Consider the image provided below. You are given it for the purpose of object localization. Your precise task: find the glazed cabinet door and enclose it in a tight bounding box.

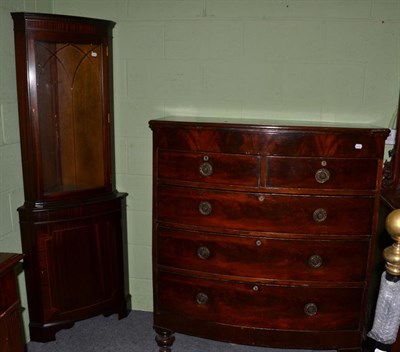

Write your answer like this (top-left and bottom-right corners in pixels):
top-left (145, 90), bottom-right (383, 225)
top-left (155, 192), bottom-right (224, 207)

top-left (12, 12), bottom-right (114, 202)
top-left (33, 41), bottom-right (108, 197)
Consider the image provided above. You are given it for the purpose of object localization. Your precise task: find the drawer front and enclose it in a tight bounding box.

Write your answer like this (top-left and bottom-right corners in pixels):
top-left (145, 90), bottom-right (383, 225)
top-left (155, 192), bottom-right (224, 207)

top-left (267, 131), bottom-right (387, 158)
top-left (158, 150), bottom-right (260, 187)
top-left (157, 186), bottom-right (374, 235)
top-left (0, 271), bottom-right (18, 313)
top-left (152, 125), bottom-right (387, 158)
top-left (268, 157), bottom-right (378, 190)
top-left (157, 228), bottom-right (369, 282)
top-left (156, 271), bottom-right (363, 331)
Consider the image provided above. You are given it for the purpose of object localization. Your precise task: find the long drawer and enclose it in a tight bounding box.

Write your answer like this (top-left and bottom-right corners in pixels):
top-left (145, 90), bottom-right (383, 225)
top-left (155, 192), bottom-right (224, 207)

top-left (158, 227), bottom-right (369, 282)
top-left (157, 271), bottom-right (363, 331)
top-left (157, 186), bottom-right (374, 235)
top-left (151, 124), bottom-right (387, 158)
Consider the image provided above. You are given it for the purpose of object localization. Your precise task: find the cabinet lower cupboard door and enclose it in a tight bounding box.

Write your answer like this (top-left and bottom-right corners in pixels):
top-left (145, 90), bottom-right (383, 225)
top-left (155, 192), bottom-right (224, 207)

top-left (18, 196), bottom-right (129, 342)
top-left (35, 216), bottom-right (123, 318)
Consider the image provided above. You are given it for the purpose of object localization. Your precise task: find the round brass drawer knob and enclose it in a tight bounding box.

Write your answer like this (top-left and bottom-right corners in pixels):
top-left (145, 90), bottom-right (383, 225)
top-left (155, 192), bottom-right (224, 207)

top-left (308, 254), bottom-right (323, 269)
top-left (313, 208), bottom-right (327, 222)
top-left (199, 201), bottom-right (212, 216)
top-left (199, 162), bottom-right (213, 177)
top-left (196, 292), bottom-right (209, 305)
top-left (304, 303), bottom-right (318, 316)
top-left (197, 246), bottom-right (211, 260)
top-left (315, 168), bottom-right (330, 184)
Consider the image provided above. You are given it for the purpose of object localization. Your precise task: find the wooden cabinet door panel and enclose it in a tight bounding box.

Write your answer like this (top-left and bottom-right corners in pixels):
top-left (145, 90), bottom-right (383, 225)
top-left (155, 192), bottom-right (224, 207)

top-left (36, 215), bottom-right (121, 320)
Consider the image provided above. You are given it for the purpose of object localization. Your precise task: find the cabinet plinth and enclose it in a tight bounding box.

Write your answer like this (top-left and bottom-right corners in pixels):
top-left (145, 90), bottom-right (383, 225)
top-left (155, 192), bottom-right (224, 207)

top-left (150, 117), bottom-right (389, 351)
top-left (12, 12), bottom-right (130, 341)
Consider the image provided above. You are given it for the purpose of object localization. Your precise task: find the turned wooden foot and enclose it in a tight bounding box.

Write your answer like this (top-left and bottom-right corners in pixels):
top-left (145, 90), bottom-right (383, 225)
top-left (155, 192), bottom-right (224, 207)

top-left (155, 328), bottom-right (175, 352)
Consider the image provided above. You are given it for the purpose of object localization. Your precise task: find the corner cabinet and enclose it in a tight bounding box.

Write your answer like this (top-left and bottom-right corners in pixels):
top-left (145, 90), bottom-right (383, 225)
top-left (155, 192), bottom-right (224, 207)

top-left (12, 13), bottom-right (130, 341)
top-left (150, 117), bottom-right (389, 352)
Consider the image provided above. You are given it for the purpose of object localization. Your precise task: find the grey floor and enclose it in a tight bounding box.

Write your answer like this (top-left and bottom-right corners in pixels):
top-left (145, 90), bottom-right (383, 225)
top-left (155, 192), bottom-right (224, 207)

top-left (26, 310), bottom-right (320, 352)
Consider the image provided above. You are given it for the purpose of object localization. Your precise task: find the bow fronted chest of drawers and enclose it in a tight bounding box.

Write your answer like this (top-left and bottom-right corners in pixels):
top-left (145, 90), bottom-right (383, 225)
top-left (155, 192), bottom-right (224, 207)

top-left (149, 117), bottom-right (389, 351)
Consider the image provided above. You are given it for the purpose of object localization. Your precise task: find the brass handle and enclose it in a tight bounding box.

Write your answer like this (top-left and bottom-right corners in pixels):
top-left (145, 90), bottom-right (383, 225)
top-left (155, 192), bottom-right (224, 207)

top-left (199, 201), bottom-right (212, 216)
top-left (315, 168), bottom-right (330, 184)
top-left (197, 246), bottom-right (211, 260)
top-left (199, 162), bottom-right (213, 176)
top-left (308, 255), bottom-right (323, 269)
top-left (313, 208), bottom-right (327, 222)
top-left (196, 292), bottom-right (209, 305)
top-left (304, 303), bottom-right (318, 316)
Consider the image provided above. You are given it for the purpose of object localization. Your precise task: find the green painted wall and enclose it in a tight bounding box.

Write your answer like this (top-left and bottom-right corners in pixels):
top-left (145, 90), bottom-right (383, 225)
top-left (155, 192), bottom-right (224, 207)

top-left (1, 0), bottom-right (400, 341)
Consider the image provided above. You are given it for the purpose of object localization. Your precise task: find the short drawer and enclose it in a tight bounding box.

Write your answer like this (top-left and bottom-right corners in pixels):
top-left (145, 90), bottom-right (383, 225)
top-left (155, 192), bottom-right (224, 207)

top-left (157, 150), bottom-right (260, 187)
top-left (157, 228), bottom-right (369, 282)
top-left (156, 271), bottom-right (363, 331)
top-left (267, 156), bottom-right (378, 190)
top-left (157, 186), bottom-right (374, 235)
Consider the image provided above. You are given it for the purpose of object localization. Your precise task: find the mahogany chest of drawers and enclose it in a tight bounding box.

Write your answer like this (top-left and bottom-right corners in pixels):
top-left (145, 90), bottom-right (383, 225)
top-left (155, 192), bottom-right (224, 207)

top-left (150, 117), bottom-right (389, 351)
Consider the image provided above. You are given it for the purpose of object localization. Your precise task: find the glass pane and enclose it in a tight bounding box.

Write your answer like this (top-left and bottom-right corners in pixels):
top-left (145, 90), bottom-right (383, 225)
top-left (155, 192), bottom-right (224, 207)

top-left (34, 41), bottom-right (105, 194)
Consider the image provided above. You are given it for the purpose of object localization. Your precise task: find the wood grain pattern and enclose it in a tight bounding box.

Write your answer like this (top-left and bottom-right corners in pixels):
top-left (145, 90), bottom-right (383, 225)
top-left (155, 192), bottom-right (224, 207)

top-left (12, 12), bottom-right (129, 342)
top-left (151, 117), bottom-right (389, 351)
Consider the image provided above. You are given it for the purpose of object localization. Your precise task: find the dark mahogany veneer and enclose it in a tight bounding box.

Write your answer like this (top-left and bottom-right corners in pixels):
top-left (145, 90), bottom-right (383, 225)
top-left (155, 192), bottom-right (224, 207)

top-left (0, 253), bottom-right (25, 352)
top-left (12, 13), bottom-right (130, 341)
top-left (150, 116), bottom-right (389, 352)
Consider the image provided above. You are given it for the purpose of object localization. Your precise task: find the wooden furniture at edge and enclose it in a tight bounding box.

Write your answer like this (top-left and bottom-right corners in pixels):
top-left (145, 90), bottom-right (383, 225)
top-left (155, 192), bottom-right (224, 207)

top-left (150, 116), bottom-right (390, 352)
top-left (12, 13), bottom-right (130, 342)
top-left (0, 253), bottom-right (25, 352)
top-left (379, 96), bottom-right (400, 352)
